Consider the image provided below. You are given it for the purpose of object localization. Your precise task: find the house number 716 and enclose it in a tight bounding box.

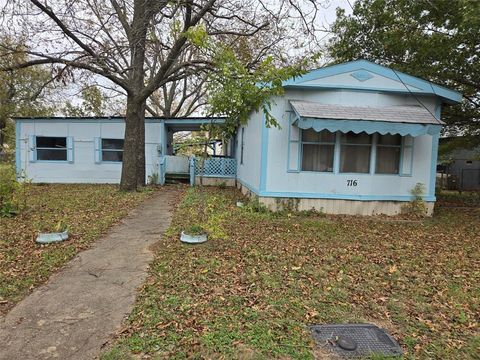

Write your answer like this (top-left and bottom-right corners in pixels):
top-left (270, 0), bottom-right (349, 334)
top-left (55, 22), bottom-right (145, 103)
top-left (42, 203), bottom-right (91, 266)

top-left (347, 179), bottom-right (358, 186)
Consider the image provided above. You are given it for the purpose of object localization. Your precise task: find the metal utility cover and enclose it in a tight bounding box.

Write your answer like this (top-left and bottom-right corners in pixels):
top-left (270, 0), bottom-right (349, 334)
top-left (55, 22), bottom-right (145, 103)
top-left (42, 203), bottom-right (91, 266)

top-left (309, 323), bottom-right (403, 358)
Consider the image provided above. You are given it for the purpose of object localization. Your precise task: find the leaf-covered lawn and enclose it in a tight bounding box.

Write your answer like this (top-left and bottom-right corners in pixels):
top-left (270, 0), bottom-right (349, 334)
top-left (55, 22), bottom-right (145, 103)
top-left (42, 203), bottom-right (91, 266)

top-left (0, 184), bottom-right (154, 314)
top-left (104, 187), bottom-right (480, 359)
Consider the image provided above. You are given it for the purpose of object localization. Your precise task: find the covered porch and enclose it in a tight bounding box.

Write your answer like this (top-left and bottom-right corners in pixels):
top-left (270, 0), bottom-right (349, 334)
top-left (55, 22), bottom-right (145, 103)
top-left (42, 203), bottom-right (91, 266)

top-left (157, 117), bottom-right (236, 185)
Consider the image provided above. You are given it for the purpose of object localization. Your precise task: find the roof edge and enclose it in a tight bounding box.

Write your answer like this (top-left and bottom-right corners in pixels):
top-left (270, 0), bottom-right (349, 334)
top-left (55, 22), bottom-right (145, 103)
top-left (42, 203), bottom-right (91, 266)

top-left (13, 116), bottom-right (227, 121)
top-left (283, 59), bottom-right (462, 104)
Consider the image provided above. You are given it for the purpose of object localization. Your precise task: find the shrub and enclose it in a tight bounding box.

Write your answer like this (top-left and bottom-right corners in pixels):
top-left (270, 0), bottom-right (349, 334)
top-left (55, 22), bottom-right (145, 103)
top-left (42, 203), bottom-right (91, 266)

top-left (244, 196), bottom-right (269, 213)
top-left (0, 164), bottom-right (20, 217)
top-left (185, 224), bottom-right (205, 235)
top-left (402, 183), bottom-right (428, 217)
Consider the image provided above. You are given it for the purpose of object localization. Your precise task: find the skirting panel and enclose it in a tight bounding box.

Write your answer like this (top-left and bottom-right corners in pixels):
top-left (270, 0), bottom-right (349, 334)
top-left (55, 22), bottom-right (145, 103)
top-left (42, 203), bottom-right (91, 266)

top-left (236, 182), bottom-right (434, 216)
top-left (195, 177), bottom-right (236, 186)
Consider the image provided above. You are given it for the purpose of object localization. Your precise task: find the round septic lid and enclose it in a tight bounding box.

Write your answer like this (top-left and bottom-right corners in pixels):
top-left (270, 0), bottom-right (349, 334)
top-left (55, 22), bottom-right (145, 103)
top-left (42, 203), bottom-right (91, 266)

top-left (337, 336), bottom-right (357, 351)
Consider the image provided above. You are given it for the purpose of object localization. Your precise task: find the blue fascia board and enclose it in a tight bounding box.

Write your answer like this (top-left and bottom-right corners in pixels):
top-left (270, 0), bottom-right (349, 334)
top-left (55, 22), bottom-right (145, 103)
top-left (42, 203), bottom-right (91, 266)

top-left (14, 117), bottom-right (226, 125)
top-left (163, 118), bottom-right (226, 125)
top-left (282, 60), bottom-right (462, 104)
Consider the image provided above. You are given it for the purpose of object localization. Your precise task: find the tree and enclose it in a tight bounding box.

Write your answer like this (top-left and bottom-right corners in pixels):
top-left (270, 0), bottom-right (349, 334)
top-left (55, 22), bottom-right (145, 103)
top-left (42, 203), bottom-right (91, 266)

top-left (0, 38), bottom-right (58, 156)
top-left (146, 47), bottom-right (208, 118)
top-left (146, 15), bottom-right (323, 118)
top-left (63, 86), bottom-right (110, 117)
top-left (1, 0), bottom-right (322, 191)
top-left (328, 0), bottom-right (480, 146)
top-left (206, 46), bottom-right (310, 139)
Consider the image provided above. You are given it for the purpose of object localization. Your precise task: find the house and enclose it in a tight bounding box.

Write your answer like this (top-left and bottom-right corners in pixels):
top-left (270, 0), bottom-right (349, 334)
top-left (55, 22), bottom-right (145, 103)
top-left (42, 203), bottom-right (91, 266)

top-left (15, 60), bottom-right (462, 215)
top-left (234, 60), bottom-right (461, 215)
top-left (14, 117), bottom-right (229, 184)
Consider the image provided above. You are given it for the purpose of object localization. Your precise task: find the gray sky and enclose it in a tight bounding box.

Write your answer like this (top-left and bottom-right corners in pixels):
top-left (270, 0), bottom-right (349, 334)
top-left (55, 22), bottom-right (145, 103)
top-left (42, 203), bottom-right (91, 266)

top-left (0, 0), bottom-right (354, 115)
top-left (318, 0), bottom-right (353, 26)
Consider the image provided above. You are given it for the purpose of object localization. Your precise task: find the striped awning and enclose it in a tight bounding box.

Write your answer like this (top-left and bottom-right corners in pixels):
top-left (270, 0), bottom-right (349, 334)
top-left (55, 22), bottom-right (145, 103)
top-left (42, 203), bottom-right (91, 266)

top-left (290, 101), bottom-right (443, 136)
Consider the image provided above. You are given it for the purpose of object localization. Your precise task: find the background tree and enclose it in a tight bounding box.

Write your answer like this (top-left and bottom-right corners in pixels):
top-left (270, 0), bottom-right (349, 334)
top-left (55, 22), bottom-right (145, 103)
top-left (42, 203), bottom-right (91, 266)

top-left (0, 38), bottom-right (60, 158)
top-left (63, 86), bottom-right (113, 117)
top-left (1, 0), bottom-right (322, 191)
top-left (328, 0), bottom-right (480, 148)
top-left (146, 47), bottom-right (208, 118)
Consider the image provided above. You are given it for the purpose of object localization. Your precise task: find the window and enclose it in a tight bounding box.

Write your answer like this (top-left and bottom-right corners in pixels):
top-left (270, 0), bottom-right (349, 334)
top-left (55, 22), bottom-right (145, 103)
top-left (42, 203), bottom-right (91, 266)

top-left (340, 132), bottom-right (372, 173)
top-left (102, 138), bottom-right (124, 162)
top-left (36, 136), bottom-right (67, 161)
top-left (301, 129), bottom-right (335, 172)
top-left (376, 134), bottom-right (402, 174)
top-left (240, 128), bottom-right (245, 165)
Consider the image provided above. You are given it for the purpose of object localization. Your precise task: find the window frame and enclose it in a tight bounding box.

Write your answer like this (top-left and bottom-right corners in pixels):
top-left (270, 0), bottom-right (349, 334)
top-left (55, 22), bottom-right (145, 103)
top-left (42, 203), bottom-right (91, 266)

top-left (34, 136), bottom-right (69, 162)
top-left (375, 134), bottom-right (403, 175)
top-left (300, 129), bottom-right (336, 173)
top-left (100, 138), bottom-right (124, 163)
top-left (296, 130), bottom-right (410, 176)
top-left (339, 131), bottom-right (373, 174)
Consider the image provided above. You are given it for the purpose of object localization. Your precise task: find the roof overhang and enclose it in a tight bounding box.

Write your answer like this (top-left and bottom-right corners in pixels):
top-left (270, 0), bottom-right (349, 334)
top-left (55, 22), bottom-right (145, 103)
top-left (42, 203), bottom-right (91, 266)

top-left (13, 116), bottom-right (226, 126)
top-left (283, 60), bottom-right (462, 104)
top-left (290, 100), bottom-right (443, 137)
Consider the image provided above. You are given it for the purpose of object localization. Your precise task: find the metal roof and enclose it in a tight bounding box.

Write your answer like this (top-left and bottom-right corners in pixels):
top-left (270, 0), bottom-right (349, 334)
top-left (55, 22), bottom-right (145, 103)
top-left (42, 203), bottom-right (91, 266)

top-left (290, 100), bottom-right (444, 125)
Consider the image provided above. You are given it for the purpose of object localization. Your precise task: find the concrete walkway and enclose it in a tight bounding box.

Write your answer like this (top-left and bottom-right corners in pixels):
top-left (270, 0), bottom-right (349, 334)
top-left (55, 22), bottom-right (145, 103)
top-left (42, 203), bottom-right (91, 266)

top-left (0, 188), bottom-right (179, 360)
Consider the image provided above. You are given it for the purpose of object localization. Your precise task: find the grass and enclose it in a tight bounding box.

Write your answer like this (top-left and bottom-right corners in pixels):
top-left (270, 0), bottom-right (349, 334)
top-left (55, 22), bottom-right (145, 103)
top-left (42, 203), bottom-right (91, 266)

top-left (0, 183), bottom-right (154, 314)
top-left (436, 190), bottom-right (480, 207)
top-left (103, 187), bottom-right (479, 359)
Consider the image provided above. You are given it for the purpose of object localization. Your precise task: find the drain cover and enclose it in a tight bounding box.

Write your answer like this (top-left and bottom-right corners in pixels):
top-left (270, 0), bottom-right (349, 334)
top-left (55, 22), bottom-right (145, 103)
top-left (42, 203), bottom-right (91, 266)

top-left (309, 323), bottom-right (403, 358)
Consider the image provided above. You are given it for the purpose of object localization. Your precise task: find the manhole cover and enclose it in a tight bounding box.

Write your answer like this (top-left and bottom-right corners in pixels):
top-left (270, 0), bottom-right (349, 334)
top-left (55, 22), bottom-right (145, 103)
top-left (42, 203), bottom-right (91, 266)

top-left (309, 323), bottom-right (403, 358)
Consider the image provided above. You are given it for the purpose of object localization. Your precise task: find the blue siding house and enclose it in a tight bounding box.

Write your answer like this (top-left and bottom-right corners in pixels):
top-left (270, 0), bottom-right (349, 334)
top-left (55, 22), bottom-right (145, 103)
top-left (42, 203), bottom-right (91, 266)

top-left (234, 60), bottom-right (461, 215)
top-left (15, 60), bottom-right (461, 215)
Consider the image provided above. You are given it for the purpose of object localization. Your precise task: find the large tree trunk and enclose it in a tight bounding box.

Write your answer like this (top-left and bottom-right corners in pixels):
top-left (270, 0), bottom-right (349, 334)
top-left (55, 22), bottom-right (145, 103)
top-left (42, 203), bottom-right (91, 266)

top-left (136, 101), bottom-right (146, 188)
top-left (120, 0), bottom-right (149, 191)
top-left (121, 95), bottom-right (146, 191)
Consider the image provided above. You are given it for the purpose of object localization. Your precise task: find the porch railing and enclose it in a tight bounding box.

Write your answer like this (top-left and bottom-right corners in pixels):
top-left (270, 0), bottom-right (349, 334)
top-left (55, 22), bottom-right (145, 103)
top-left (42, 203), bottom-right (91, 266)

top-left (160, 156), bottom-right (237, 186)
top-left (190, 157), bottom-right (236, 185)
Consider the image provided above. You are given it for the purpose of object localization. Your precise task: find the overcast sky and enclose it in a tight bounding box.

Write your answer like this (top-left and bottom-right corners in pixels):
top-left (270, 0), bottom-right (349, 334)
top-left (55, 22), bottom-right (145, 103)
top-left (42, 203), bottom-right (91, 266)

top-left (318, 0), bottom-right (353, 27)
top-left (0, 0), bottom-right (354, 114)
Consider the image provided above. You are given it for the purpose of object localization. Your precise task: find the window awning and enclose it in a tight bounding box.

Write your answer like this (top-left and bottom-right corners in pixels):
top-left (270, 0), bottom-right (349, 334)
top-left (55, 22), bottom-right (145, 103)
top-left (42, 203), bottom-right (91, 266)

top-left (290, 101), bottom-right (443, 137)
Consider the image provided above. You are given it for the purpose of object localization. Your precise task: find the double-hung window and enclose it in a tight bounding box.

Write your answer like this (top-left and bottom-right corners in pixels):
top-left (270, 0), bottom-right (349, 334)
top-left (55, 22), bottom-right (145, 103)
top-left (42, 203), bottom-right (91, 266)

top-left (101, 139), bottom-right (124, 162)
top-left (298, 129), bottom-right (407, 175)
top-left (375, 134), bottom-right (402, 174)
top-left (301, 129), bottom-right (335, 172)
top-left (36, 136), bottom-right (67, 161)
top-left (340, 132), bottom-right (372, 173)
